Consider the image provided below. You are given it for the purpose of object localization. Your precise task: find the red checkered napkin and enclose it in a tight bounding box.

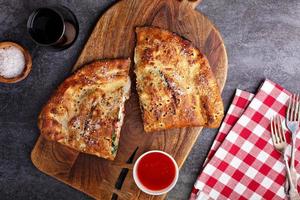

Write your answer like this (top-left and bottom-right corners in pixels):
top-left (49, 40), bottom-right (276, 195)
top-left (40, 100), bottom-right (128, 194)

top-left (203, 89), bottom-right (255, 167)
top-left (191, 79), bottom-right (300, 200)
top-left (190, 89), bottom-right (254, 200)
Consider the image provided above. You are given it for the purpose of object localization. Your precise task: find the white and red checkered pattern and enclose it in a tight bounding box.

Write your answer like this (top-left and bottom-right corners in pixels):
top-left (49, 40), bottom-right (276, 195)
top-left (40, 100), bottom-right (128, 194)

top-left (190, 79), bottom-right (300, 200)
top-left (203, 89), bottom-right (255, 167)
top-left (190, 89), bottom-right (254, 200)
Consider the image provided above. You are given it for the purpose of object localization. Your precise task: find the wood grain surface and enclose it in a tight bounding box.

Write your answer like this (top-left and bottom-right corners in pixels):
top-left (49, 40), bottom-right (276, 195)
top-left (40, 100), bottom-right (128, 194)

top-left (31, 0), bottom-right (228, 199)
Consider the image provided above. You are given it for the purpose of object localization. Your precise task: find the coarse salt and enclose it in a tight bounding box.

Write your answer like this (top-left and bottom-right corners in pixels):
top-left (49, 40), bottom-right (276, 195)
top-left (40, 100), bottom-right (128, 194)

top-left (0, 46), bottom-right (25, 78)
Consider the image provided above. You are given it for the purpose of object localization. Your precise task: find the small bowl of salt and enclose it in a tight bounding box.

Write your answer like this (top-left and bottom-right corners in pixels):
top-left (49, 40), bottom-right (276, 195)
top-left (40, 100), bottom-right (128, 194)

top-left (0, 42), bottom-right (32, 83)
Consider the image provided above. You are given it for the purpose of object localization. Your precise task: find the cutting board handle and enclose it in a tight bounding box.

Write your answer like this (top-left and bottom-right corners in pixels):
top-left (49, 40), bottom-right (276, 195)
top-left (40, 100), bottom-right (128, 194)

top-left (178, 0), bottom-right (202, 9)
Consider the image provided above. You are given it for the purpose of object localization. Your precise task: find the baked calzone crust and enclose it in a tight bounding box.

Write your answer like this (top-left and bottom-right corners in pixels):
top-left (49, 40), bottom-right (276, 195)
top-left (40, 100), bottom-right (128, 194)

top-left (134, 27), bottom-right (224, 132)
top-left (38, 59), bottom-right (131, 160)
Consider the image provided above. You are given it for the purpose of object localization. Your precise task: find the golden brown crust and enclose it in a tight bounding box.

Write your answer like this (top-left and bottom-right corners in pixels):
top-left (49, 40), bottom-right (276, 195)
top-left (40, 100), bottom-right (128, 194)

top-left (38, 59), bottom-right (131, 160)
top-left (134, 27), bottom-right (224, 132)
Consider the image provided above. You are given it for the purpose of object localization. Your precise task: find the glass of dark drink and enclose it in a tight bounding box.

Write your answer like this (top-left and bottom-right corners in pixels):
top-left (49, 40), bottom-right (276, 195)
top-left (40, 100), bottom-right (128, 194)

top-left (27, 6), bottom-right (79, 50)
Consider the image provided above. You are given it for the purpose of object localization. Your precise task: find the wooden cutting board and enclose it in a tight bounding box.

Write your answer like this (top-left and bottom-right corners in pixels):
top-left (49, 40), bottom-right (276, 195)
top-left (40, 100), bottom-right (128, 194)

top-left (31, 0), bottom-right (228, 199)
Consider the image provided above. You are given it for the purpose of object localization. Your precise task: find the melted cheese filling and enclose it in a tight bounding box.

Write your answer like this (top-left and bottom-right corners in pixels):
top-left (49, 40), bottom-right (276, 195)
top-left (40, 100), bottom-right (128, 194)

top-left (112, 78), bottom-right (131, 154)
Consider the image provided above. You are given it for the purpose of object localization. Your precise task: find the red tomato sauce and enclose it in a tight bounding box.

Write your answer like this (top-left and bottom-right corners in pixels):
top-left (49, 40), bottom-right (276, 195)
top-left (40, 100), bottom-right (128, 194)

top-left (137, 152), bottom-right (176, 191)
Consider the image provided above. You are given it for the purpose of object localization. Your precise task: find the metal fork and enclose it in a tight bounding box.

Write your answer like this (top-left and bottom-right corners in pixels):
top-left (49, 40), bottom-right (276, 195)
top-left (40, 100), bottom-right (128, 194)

top-left (286, 94), bottom-right (300, 189)
top-left (271, 116), bottom-right (300, 200)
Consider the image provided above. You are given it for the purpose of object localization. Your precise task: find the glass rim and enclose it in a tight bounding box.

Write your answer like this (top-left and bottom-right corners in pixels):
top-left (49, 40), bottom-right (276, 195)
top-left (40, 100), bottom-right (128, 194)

top-left (27, 7), bottom-right (66, 46)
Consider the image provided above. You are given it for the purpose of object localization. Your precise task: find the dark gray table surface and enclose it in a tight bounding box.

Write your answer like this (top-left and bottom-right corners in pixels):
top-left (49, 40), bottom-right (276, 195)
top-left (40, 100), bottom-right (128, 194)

top-left (1, 0), bottom-right (300, 199)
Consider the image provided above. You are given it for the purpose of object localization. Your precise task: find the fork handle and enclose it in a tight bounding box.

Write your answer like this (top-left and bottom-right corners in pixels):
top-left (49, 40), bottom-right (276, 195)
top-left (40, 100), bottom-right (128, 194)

top-left (285, 158), bottom-right (300, 200)
top-left (290, 189), bottom-right (300, 200)
top-left (291, 167), bottom-right (298, 188)
top-left (290, 132), bottom-right (299, 191)
top-left (285, 168), bottom-right (299, 196)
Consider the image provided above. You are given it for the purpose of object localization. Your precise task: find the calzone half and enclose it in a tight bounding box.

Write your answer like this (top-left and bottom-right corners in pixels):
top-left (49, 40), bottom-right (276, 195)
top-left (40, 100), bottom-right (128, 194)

top-left (134, 27), bottom-right (224, 132)
top-left (38, 59), bottom-right (131, 160)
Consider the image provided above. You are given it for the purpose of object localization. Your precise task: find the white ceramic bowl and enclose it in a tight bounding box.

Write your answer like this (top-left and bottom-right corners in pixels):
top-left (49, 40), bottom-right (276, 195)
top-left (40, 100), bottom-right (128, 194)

top-left (133, 150), bottom-right (179, 195)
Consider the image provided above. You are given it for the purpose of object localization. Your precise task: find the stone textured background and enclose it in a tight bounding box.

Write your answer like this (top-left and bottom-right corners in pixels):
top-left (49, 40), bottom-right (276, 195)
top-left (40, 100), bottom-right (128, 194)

top-left (0, 0), bottom-right (299, 199)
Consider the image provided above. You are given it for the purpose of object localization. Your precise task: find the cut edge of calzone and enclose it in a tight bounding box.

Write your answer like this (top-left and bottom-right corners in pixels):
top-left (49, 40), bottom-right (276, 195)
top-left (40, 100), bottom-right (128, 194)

top-left (38, 58), bottom-right (131, 160)
top-left (134, 26), bottom-right (224, 132)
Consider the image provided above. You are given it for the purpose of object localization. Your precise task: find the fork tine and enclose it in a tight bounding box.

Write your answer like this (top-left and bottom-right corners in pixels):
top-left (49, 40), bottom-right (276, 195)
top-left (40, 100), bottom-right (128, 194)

top-left (298, 94), bottom-right (300, 124)
top-left (277, 116), bottom-right (284, 142)
top-left (270, 118), bottom-right (277, 144)
top-left (275, 117), bottom-right (282, 143)
top-left (295, 94), bottom-right (300, 123)
top-left (287, 95), bottom-right (291, 120)
top-left (293, 94), bottom-right (296, 121)
top-left (282, 122), bottom-right (287, 142)
top-left (294, 94), bottom-right (299, 121)
top-left (291, 94), bottom-right (296, 121)
top-left (278, 116), bottom-right (286, 142)
top-left (293, 94), bottom-right (297, 120)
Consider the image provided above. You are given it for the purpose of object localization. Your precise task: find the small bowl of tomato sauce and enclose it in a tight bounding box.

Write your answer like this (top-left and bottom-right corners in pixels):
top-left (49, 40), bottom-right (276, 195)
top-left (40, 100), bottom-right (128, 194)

top-left (133, 150), bottom-right (179, 195)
